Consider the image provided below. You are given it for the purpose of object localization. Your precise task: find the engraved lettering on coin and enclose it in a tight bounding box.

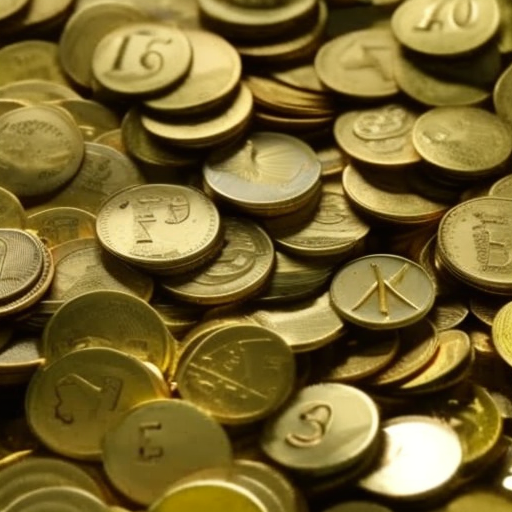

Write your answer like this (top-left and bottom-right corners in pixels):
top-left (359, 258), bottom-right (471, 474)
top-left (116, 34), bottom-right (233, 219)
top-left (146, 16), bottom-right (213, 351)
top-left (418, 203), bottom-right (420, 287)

top-left (138, 422), bottom-right (164, 461)
top-left (285, 402), bottom-right (333, 448)
top-left (414, 0), bottom-right (477, 32)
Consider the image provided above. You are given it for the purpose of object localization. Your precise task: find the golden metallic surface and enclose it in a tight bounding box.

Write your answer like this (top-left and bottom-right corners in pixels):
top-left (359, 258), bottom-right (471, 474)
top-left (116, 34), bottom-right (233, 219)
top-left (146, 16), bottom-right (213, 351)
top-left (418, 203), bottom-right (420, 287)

top-left (102, 399), bottom-right (232, 505)
top-left (0, 188), bottom-right (26, 228)
top-left (428, 295), bottom-right (469, 331)
top-left (440, 490), bottom-right (512, 512)
top-left (42, 289), bottom-right (172, 371)
top-left (271, 63), bottom-right (328, 93)
top-left (25, 347), bottom-right (169, 460)
top-left (489, 174), bottom-right (512, 198)
top-left (177, 323), bottom-right (295, 424)
top-left (0, 336), bottom-right (43, 385)
top-left (0, 80), bottom-right (81, 103)
top-left (261, 383), bottom-right (380, 475)
top-left (316, 144), bottom-right (348, 176)
top-left (494, 62), bottom-right (512, 126)
top-left (392, 0), bottom-right (500, 56)
top-left (470, 294), bottom-right (508, 327)
top-left (492, 302), bottom-right (512, 368)
top-left (315, 28), bottom-right (399, 98)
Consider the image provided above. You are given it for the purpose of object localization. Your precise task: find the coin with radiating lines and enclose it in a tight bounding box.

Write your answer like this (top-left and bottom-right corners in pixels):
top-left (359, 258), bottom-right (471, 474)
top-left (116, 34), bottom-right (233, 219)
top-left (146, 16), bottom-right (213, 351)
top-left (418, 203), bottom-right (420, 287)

top-left (0, 187), bottom-right (25, 229)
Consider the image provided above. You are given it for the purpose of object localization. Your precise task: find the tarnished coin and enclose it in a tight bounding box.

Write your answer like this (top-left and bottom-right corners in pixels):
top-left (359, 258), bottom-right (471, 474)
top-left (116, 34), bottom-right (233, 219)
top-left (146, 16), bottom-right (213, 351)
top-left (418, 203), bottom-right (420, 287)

top-left (412, 107), bottom-right (512, 178)
top-left (315, 28), bottom-right (399, 98)
top-left (392, 0), bottom-right (500, 56)
top-left (261, 383), bottom-right (379, 475)
top-left (177, 323), bottom-right (295, 424)
top-left (0, 187), bottom-right (26, 229)
top-left (92, 23), bottom-right (192, 96)
top-left (0, 105), bottom-right (84, 197)
top-left (330, 254), bottom-right (435, 330)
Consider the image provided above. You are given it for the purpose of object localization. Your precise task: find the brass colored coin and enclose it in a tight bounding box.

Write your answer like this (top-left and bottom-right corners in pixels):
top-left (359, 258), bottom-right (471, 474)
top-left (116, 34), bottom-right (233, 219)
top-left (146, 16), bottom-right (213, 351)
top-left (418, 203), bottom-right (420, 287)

top-left (492, 302), bottom-right (512, 368)
top-left (0, 80), bottom-right (81, 103)
top-left (92, 23), bottom-right (192, 97)
top-left (102, 399), bottom-right (232, 505)
top-left (161, 217), bottom-right (274, 305)
top-left (331, 254), bottom-right (435, 330)
top-left (436, 197), bottom-right (512, 294)
top-left (25, 347), bottom-right (168, 460)
top-left (203, 131), bottom-right (321, 215)
top-left (334, 104), bottom-right (421, 167)
top-left (412, 107), bottom-right (512, 178)
top-left (261, 383), bottom-right (380, 475)
top-left (177, 323), bottom-right (295, 424)
top-left (0, 335), bottom-right (43, 380)
top-left (489, 174), bottom-right (512, 198)
top-left (316, 144), bottom-right (348, 176)
top-left (96, 184), bottom-right (221, 272)
top-left (141, 84), bottom-right (253, 148)
top-left (0, 0), bottom-right (28, 20)
top-left (27, 207), bottom-right (96, 247)
top-left (358, 416), bottom-right (462, 499)
top-left (42, 290), bottom-right (172, 371)
top-left (0, 99), bottom-right (27, 116)
top-left (428, 295), bottom-right (469, 331)
top-left (145, 30), bottom-right (241, 115)
top-left (4, 486), bottom-right (109, 512)
top-left (315, 28), bottom-right (399, 98)
top-left (151, 301), bottom-right (202, 337)
top-left (0, 105), bottom-right (84, 197)
top-left (58, 2), bottom-right (148, 89)
top-left (392, 0), bottom-right (500, 56)
top-left (470, 294), bottom-right (508, 327)
top-left (271, 64), bottom-right (328, 94)
top-left (441, 491), bottom-right (512, 512)
top-left (93, 129), bottom-right (125, 154)
top-left (0, 187), bottom-right (26, 229)
top-left (48, 238), bottom-right (154, 302)
top-left (494, 62), bottom-right (512, 126)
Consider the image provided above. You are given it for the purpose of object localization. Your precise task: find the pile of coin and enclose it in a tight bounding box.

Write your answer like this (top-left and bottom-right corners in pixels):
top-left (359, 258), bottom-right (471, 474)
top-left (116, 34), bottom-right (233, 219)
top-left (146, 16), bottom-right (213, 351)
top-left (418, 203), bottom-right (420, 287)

top-left (2, 0), bottom-right (512, 511)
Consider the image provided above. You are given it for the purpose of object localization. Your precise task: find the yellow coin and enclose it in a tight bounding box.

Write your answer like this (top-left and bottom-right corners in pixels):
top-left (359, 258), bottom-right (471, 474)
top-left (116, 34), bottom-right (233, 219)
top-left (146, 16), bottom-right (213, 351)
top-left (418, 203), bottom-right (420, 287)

top-left (492, 301), bottom-right (512, 368)
top-left (0, 186), bottom-right (26, 229)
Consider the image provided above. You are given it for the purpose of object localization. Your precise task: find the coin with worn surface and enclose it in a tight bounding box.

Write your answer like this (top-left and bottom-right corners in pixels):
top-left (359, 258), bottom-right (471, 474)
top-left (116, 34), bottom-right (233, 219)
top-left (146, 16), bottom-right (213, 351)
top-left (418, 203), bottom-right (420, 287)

top-left (489, 174), bottom-right (512, 199)
top-left (102, 399), bottom-right (232, 505)
top-left (315, 28), bottom-right (399, 98)
top-left (331, 254), bottom-right (435, 329)
top-left (177, 323), bottom-right (295, 424)
top-left (261, 383), bottom-right (379, 475)
top-left (0, 105), bottom-right (84, 197)
top-left (0, 187), bottom-right (25, 229)
top-left (25, 347), bottom-right (168, 460)
top-left (392, 0), bottom-right (500, 56)
top-left (412, 107), bottom-right (512, 178)
top-left (92, 23), bottom-right (192, 96)
top-left (470, 294), bottom-right (508, 326)
top-left (358, 415), bottom-right (461, 499)
top-left (334, 104), bottom-right (420, 167)
top-left (0, 336), bottom-right (43, 385)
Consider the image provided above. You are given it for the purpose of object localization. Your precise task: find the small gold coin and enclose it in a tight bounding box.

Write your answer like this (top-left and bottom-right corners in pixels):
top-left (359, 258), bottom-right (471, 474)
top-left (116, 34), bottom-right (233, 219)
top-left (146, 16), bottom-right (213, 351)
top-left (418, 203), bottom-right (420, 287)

top-left (470, 294), bottom-right (508, 327)
top-left (315, 28), bottom-right (399, 98)
top-left (0, 187), bottom-right (25, 229)
top-left (492, 302), bottom-right (512, 368)
top-left (261, 383), bottom-right (380, 475)
top-left (92, 23), bottom-right (192, 97)
top-left (102, 399), bottom-right (232, 505)
top-left (412, 107), bottom-right (512, 178)
top-left (25, 347), bottom-right (169, 460)
top-left (489, 174), bottom-right (512, 199)
top-left (177, 323), bottom-right (295, 424)
top-left (392, 0), bottom-right (500, 56)
top-left (0, 0), bottom-right (29, 21)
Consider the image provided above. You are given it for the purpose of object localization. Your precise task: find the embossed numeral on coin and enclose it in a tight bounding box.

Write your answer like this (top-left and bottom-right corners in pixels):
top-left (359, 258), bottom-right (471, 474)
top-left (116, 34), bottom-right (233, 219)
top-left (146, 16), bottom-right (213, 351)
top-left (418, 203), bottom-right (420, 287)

top-left (138, 421), bottom-right (164, 461)
top-left (415, 0), bottom-right (477, 32)
top-left (285, 402), bottom-right (333, 447)
top-left (340, 43), bottom-right (394, 82)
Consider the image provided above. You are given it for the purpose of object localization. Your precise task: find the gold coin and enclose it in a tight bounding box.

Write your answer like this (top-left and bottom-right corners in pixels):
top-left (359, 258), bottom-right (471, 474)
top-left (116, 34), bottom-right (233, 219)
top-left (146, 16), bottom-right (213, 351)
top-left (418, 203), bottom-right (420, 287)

top-left (412, 107), bottom-right (512, 178)
top-left (161, 216), bottom-right (274, 305)
top-left (442, 490), bottom-right (512, 512)
top-left (96, 183), bottom-right (221, 272)
top-left (392, 0), bottom-right (500, 56)
top-left (315, 28), bottom-right (399, 98)
top-left (492, 301), bottom-right (512, 368)
top-left (316, 144), bottom-right (348, 176)
top-left (0, 104), bottom-right (84, 197)
top-left (102, 399), bottom-right (232, 505)
top-left (25, 347), bottom-right (169, 460)
top-left (494, 62), bottom-right (512, 126)
top-left (489, 174), bottom-right (512, 198)
top-left (177, 323), bottom-right (295, 424)
top-left (0, 187), bottom-right (26, 229)
top-left (42, 289), bottom-right (173, 371)
top-left (470, 294), bottom-right (508, 327)
top-left (330, 254), bottom-right (435, 330)
top-left (333, 104), bottom-right (421, 167)
top-left (93, 129), bottom-right (125, 153)
top-left (0, 79), bottom-right (81, 103)
top-left (92, 23), bottom-right (192, 97)
top-left (27, 207), bottom-right (96, 247)
top-left (48, 238), bottom-right (154, 302)
top-left (428, 295), bottom-right (469, 331)
top-left (271, 63), bottom-right (328, 94)
top-left (0, 335), bottom-right (43, 385)
top-left (151, 301), bottom-right (202, 338)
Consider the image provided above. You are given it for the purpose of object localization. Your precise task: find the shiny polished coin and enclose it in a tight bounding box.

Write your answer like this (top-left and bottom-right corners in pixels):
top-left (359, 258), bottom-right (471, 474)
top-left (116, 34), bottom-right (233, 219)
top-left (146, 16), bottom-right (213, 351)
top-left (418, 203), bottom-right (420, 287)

top-left (92, 23), bottom-right (192, 97)
top-left (27, 207), bottom-right (96, 247)
top-left (334, 104), bottom-right (421, 167)
top-left (436, 197), bottom-right (512, 294)
top-left (0, 105), bottom-right (84, 197)
top-left (48, 238), bottom-right (153, 302)
top-left (0, 187), bottom-right (25, 229)
top-left (315, 28), bottom-right (399, 98)
top-left (489, 174), bottom-right (512, 198)
top-left (203, 131), bottom-right (321, 215)
top-left (358, 415), bottom-right (461, 499)
top-left (261, 383), bottom-right (379, 475)
top-left (331, 254), bottom-right (435, 329)
top-left (177, 323), bottom-right (295, 424)
top-left (96, 184), bottom-right (221, 272)
top-left (161, 217), bottom-right (274, 305)
top-left (392, 0), bottom-right (500, 56)
top-left (145, 30), bottom-right (241, 115)
top-left (25, 347), bottom-right (168, 460)
top-left (142, 83), bottom-right (252, 148)
top-left (0, 80), bottom-right (81, 103)
top-left (412, 107), bottom-right (512, 178)
top-left (492, 302), bottom-right (512, 368)
top-left (42, 290), bottom-right (172, 371)
top-left (4, 486), bottom-right (109, 512)
top-left (102, 399), bottom-right (232, 505)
